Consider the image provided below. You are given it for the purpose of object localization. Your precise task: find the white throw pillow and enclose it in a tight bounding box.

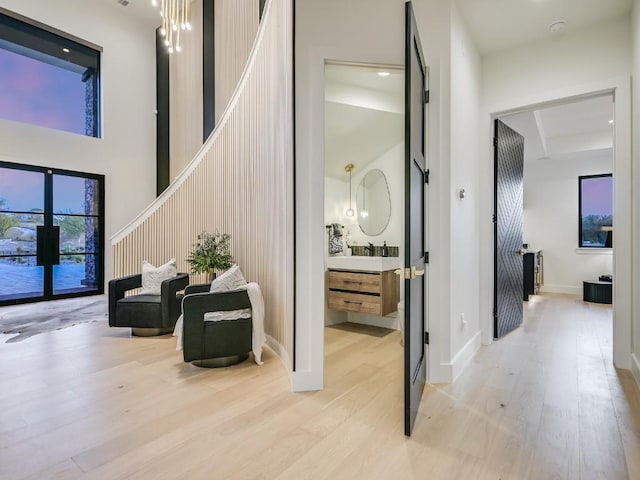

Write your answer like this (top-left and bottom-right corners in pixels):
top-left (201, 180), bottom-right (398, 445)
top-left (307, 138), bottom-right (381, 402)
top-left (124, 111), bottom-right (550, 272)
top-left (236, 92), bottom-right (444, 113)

top-left (210, 264), bottom-right (247, 293)
top-left (141, 258), bottom-right (177, 295)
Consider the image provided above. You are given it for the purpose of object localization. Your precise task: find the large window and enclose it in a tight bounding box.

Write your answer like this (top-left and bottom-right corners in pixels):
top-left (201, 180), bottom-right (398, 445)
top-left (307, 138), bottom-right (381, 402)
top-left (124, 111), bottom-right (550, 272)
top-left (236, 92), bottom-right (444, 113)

top-left (0, 9), bottom-right (101, 137)
top-left (579, 174), bottom-right (613, 248)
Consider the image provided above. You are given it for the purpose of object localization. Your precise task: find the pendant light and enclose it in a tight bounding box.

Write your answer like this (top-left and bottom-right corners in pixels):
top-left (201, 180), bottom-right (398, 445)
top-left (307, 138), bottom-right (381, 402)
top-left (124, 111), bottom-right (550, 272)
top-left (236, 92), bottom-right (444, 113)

top-left (152, 0), bottom-right (192, 54)
top-left (345, 163), bottom-right (355, 217)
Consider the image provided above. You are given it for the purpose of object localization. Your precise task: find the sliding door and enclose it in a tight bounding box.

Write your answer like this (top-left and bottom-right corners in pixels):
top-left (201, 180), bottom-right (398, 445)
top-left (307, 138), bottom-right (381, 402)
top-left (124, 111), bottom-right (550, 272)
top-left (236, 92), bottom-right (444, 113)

top-left (0, 162), bottom-right (104, 305)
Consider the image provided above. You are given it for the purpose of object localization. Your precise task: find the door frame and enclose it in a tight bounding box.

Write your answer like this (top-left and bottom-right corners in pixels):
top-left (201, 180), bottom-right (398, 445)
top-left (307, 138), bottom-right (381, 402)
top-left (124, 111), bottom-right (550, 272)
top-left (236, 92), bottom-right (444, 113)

top-left (0, 160), bottom-right (105, 306)
top-left (481, 79), bottom-right (632, 370)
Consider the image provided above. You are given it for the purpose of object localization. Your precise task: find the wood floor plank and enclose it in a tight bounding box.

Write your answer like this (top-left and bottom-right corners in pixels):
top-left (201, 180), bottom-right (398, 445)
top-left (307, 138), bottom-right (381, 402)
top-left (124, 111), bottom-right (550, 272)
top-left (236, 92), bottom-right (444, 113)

top-left (0, 294), bottom-right (637, 480)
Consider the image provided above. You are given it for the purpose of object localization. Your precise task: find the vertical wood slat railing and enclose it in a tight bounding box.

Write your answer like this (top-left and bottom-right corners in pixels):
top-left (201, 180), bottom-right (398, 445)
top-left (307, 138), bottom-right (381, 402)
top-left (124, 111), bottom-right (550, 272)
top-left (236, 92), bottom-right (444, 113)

top-left (111, 0), bottom-right (294, 367)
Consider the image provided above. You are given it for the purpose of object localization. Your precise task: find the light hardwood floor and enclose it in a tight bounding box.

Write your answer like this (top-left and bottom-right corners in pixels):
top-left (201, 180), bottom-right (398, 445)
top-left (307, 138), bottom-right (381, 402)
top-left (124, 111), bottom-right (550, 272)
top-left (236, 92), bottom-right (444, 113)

top-left (0, 294), bottom-right (638, 479)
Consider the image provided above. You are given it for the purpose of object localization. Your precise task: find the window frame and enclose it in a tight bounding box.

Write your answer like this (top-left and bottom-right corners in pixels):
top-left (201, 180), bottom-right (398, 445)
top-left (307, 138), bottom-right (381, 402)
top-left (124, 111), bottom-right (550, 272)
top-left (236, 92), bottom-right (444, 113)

top-left (578, 173), bottom-right (613, 249)
top-left (0, 7), bottom-right (102, 137)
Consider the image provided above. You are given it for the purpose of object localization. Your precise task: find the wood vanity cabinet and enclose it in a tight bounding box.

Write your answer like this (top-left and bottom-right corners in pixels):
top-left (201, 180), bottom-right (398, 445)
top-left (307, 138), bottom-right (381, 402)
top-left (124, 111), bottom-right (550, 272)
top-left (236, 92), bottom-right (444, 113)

top-left (327, 269), bottom-right (400, 316)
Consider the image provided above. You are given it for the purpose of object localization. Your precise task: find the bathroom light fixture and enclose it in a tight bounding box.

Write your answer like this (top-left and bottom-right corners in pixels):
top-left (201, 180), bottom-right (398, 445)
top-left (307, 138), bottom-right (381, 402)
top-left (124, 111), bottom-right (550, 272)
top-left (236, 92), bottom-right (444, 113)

top-left (377, 71), bottom-right (390, 77)
top-left (345, 164), bottom-right (355, 217)
top-left (152, 0), bottom-right (192, 54)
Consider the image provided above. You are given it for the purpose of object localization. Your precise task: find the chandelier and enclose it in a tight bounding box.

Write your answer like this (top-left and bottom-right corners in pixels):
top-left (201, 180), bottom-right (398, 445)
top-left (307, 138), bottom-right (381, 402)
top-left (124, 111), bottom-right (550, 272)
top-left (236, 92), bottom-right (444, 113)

top-left (152, 0), bottom-right (192, 54)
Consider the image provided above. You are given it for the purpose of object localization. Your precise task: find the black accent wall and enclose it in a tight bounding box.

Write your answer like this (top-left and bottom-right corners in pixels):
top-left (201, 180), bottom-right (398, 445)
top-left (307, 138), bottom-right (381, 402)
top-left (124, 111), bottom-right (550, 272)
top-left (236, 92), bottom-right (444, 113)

top-left (156, 27), bottom-right (170, 196)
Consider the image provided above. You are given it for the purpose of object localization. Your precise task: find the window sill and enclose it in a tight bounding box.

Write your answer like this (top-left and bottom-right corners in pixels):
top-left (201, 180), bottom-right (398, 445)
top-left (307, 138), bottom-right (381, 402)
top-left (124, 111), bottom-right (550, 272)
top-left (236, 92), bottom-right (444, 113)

top-left (575, 248), bottom-right (612, 255)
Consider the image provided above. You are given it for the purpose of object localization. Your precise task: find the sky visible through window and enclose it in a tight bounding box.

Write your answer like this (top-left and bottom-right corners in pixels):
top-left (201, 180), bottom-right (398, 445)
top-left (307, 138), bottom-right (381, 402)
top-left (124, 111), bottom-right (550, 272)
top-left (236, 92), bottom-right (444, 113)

top-left (0, 168), bottom-right (86, 213)
top-left (581, 176), bottom-right (613, 216)
top-left (0, 47), bottom-right (86, 135)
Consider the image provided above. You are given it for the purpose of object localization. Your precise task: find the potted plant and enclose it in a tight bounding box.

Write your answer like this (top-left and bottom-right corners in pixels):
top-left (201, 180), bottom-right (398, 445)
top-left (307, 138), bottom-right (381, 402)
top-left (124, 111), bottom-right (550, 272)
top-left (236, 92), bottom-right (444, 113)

top-left (186, 230), bottom-right (233, 280)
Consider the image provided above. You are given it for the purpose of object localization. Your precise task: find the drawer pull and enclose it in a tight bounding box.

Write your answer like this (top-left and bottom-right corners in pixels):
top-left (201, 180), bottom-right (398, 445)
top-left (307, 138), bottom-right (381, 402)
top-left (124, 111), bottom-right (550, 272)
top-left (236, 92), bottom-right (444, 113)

top-left (344, 300), bottom-right (363, 305)
top-left (344, 280), bottom-right (362, 284)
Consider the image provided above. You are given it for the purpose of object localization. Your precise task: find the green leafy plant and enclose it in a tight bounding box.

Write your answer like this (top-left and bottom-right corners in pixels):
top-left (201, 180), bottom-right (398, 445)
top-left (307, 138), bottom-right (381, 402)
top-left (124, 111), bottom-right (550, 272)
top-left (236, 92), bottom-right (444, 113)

top-left (186, 230), bottom-right (233, 275)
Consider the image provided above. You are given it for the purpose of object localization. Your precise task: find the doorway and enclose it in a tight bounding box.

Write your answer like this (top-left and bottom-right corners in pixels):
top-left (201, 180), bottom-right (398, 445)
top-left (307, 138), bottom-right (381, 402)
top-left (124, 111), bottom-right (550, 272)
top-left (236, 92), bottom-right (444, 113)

top-left (322, 60), bottom-right (405, 405)
top-left (0, 161), bottom-right (104, 305)
top-left (493, 93), bottom-right (615, 338)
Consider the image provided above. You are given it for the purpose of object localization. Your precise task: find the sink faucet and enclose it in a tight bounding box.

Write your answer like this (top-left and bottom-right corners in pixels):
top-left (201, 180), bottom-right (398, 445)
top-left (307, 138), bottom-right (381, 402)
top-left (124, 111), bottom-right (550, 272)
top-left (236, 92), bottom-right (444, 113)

top-left (365, 242), bottom-right (374, 256)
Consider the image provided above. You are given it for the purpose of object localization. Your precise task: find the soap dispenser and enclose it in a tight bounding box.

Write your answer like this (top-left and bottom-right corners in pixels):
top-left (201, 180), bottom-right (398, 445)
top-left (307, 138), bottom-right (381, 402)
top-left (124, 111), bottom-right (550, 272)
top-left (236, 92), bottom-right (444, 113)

top-left (382, 241), bottom-right (389, 257)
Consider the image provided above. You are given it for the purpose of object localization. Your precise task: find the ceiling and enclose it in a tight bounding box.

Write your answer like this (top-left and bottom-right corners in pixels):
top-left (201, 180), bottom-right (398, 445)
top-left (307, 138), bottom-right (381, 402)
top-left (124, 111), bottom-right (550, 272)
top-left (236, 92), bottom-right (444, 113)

top-left (499, 94), bottom-right (614, 164)
top-left (324, 64), bottom-right (404, 179)
top-left (101, 0), bottom-right (160, 26)
top-left (456, 0), bottom-right (632, 55)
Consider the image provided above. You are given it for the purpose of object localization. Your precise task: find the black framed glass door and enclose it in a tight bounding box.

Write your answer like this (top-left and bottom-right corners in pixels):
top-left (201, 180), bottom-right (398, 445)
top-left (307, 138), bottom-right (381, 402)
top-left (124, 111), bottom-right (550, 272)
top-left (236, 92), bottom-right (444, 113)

top-left (0, 162), bottom-right (104, 305)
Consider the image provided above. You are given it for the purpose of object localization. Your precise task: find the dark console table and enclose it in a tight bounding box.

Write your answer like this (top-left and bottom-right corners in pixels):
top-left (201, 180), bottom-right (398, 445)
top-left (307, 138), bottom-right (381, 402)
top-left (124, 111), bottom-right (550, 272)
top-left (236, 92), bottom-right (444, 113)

top-left (583, 280), bottom-right (612, 304)
top-left (523, 250), bottom-right (542, 301)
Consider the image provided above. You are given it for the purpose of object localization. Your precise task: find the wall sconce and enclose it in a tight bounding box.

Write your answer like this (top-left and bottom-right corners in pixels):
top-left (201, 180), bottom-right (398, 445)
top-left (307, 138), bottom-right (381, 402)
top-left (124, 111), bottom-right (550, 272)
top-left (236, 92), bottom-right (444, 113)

top-left (345, 163), bottom-right (355, 217)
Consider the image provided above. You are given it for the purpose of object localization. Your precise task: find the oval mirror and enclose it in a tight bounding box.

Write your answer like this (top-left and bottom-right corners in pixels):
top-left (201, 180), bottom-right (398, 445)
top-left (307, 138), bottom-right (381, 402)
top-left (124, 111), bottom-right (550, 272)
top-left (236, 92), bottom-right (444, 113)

top-left (356, 169), bottom-right (391, 236)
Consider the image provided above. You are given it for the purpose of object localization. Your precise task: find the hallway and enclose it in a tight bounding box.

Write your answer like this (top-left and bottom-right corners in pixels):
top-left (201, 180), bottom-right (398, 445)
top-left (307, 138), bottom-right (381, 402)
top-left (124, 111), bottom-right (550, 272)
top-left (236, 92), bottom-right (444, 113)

top-left (0, 294), bottom-right (637, 479)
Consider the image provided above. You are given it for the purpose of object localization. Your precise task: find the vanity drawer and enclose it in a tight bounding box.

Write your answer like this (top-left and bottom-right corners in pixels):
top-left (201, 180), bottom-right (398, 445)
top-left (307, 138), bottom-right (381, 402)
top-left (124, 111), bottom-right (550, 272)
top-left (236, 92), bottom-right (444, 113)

top-left (328, 270), bottom-right (381, 294)
top-left (327, 290), bottom-right (381, 315)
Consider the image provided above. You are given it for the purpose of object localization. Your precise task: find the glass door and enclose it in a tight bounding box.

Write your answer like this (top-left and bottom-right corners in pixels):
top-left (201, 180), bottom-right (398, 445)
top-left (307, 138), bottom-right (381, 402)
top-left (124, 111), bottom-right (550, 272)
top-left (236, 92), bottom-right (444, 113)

top-left (0, 165), bottom-right (46, 302)
top-left (0, 162), bottom-right (104, 305)
top-left (52, 174), bottom-right (102, 296)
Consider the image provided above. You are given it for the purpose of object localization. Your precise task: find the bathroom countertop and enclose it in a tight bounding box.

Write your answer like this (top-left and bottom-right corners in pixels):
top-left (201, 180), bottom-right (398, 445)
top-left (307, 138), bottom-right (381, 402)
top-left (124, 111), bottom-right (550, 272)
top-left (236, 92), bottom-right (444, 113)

top-left (326, 256), bottom-right (402, 272)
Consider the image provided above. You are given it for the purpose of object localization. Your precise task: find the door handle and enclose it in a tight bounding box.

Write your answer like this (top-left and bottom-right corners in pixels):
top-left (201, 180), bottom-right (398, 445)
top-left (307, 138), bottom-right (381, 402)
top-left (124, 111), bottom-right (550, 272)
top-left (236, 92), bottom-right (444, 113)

top-left (394, 268), bottom-right (411, 279)
top-left (51, 226), bottom-right (60, 265)
top-left (411, 266), bottom-right (425, 278)
top-left (36, 226), bottom-right (46, 266)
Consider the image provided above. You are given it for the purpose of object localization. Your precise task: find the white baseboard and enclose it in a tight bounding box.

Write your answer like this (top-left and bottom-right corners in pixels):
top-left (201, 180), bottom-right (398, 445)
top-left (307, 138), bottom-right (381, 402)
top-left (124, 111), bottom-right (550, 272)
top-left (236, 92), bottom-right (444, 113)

top-left (539, 284), bottom-right (582, 295)
top-left (428, 331), bottom-right (481, 384)
top-left (291, 370), bottom-right (323, 392)
top-left (451, 331), bottom-right (482, 381)
top-left (632, 354), bottom-right (640, 390)
top-left (348, 312), bottom-right (400, 331)
top-left (265, 334), bottom-right (291, 371)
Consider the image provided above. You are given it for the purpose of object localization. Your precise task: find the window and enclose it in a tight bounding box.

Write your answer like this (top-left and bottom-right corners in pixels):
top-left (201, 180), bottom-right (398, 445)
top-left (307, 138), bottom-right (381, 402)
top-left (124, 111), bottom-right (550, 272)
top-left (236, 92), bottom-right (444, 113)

top-left (579, 174), bottom-right (613, 248)
top-left (0, 9), bottom-right (101, 137)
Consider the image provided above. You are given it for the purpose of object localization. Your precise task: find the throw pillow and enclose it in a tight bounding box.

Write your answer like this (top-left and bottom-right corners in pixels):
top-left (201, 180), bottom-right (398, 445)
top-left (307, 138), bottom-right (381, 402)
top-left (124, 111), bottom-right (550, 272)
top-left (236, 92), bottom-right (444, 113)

top-left (141, 258), bottom-right (177, 295)
top-left (210, 264), bottom-right (247, 293)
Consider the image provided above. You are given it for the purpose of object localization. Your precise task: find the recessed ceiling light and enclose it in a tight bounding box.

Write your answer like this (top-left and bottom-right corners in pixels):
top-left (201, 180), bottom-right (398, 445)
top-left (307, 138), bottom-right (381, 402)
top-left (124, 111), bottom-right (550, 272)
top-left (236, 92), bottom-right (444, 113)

top-left (62, 48), bottom-right (70, 53)
top-left (609, 119), bottom-right (614, 124)
top-left (377, 71), bottom-right (390, 77)
top-left (549, 20), bottom-right (567, 33)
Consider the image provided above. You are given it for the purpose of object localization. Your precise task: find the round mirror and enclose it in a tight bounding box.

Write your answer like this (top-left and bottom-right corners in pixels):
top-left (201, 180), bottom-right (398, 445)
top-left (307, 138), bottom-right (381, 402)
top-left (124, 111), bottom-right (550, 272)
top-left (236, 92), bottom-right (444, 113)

top-left (356, 169), bottom-right (391, 236)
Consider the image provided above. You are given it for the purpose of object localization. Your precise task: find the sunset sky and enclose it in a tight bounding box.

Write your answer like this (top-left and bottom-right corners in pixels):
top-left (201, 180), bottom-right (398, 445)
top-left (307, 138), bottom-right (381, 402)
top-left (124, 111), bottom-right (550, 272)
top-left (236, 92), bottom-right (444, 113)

top-left (0, 47), bottom-right (85, 135)
top-left (582, 176), bottom-right (613, 217)
top-left (0, 167), bottom-right (91, 214)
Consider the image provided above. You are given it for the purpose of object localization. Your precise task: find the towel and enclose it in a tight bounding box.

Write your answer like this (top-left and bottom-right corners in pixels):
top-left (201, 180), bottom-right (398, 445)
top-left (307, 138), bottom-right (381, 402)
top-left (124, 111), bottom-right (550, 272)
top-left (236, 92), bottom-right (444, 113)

top-left (172, 282), bottom-right (266, 365)
top-left (246, 282), bottom-right (266, 365)
top-left (328, 223), bottom-right (343, 255)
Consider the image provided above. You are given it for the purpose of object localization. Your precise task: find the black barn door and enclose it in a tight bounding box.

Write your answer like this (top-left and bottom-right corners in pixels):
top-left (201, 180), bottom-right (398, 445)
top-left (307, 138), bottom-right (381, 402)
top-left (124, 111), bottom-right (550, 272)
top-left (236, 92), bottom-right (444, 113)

top-left (493, 119), bottom-right (525, 338)
top-left (404, 0), bottom-right (428, 437)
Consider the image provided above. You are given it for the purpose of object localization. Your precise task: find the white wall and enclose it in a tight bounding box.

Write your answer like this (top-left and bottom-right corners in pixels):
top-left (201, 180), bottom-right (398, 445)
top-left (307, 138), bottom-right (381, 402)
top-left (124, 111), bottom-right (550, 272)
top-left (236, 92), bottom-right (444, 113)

top-left (480, 15), bottom-right (633, 369)
top-left (523, 154), bottom-right (613, 294)
top-left (447, 3), bottom-right (482, 379)
top-left (631, 0), bottom-right (640, 385)
top-left (0, 0), bottom-right (157, 286)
